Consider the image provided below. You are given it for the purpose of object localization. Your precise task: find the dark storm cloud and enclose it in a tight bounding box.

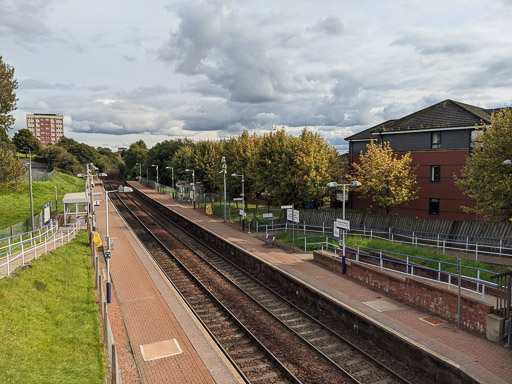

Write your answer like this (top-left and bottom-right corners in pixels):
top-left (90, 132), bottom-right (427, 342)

top-left (158, 1), bottom-right (318, 104)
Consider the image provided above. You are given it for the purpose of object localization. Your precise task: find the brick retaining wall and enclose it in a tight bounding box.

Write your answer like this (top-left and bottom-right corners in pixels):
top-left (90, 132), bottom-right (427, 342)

top-left (313, 251), bottom-right (494, 334)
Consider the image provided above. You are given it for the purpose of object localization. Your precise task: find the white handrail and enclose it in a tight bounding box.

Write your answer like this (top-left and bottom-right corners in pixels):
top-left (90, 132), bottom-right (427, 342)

top-left (0, 218), bottom-right (83, 278)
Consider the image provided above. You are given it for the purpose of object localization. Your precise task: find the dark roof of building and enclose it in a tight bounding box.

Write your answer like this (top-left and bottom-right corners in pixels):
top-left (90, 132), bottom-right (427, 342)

top-left (344, 120), bottom-right (396, 141)
top-left (345, 99), bottom-right (500, 141)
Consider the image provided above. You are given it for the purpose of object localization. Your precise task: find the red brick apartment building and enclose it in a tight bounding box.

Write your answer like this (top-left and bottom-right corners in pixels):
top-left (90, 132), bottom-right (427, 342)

top-left (26, 113), bottom-right (64, 146)
top-left (345, 99), bottom-right (505, 221)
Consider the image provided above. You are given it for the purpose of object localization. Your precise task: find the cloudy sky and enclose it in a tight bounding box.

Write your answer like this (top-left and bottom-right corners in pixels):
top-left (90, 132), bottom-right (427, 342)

top-left (3, 0), bottom-right (511, 152)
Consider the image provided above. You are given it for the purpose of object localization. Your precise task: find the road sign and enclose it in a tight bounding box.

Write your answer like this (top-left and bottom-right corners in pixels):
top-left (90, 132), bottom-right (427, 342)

top-left (336, 218), bottom-right (350, 231)
top-left (239, 210), bottom-right (247, 217)
top-left (105, 251), bottom-right (111, 259)
top-left (262, 213), bottom-right (273, 219)
top-left (287, 209), bottom-right (299, 223)
top-left (281, 205), bottom-right (293, 210)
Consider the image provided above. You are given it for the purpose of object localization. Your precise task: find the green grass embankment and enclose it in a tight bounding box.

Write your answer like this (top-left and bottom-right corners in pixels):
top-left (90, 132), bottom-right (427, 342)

top-left (0, 172), bottom-right (85, 229)
top-left (274, 232), bottom-right (510, 282)
top-left (0, 231), bottom-right (104, 383)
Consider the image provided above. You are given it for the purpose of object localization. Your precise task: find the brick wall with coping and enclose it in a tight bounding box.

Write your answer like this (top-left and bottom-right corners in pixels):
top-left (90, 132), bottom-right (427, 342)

top-left (313, 251), bottom-right (493, 334)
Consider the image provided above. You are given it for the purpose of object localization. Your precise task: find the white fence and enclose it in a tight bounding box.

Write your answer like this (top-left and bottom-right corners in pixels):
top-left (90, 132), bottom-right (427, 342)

top-left (256, 220), bottom-right (512, 260)
top-left (0, 218), bottom-right (83, 277)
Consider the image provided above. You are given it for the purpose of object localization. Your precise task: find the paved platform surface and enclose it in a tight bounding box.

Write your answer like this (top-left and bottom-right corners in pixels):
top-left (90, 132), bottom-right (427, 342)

top-left (130, 182), bottom-right (512, 384)
top-left (94, 185), bottom-right (244, 384)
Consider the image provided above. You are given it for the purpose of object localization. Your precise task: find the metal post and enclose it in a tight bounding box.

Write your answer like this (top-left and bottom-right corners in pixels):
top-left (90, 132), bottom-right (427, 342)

top-left (192, 170), bottom-right (195, 209)
top-left (105, 189), bottom-right (111, 304)
top-left (342, 184), bottom-right (346, 257)
top-left (457, 258), bottom-right (462, 329)
top-left (54, 185), bottom-right (58, 214)
top-left (222, 158), bottom-right (227, 222)
top-left (28, 149), bottom-right (35, 231)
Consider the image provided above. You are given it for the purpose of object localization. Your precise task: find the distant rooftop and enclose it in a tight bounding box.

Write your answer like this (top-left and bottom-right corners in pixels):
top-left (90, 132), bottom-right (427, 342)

top-left (29, 113), bottom-right (64, 117)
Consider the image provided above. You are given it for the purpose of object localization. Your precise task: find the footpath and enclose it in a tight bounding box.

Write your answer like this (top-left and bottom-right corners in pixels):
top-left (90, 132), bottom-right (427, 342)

top-left (130, 181), bottom-right (511, 384)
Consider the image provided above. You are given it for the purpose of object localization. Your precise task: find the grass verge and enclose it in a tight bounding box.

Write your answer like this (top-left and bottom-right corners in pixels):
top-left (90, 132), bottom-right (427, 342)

top-left (274, 232), bottom-right (510, 282)
top-left (0, 231), bottom-right (105, 383)
top-left (0, 172), bottom-right (85, 229)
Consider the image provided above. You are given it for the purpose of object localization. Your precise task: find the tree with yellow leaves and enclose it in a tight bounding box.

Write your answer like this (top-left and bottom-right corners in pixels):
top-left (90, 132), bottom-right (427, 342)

top-left (353, 140), bottom-right (418, 214)
top-left (455, 108), bottom-right (512, 221)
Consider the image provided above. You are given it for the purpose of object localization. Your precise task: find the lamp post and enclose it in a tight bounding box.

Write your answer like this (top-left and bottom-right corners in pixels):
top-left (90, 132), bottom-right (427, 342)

top-left (104, 185), bottom-right (133, 303)
top-left (231, 173), bottom-right (245, 230)
top-left (327, 180), bottom-right (361, 263)
top-left (135, 162), bottom-right (142, 182)
top-left (185, 169), bottom-right (196, 208)
top-left (165, 166), bottom-right (175, 198)
top-left (24, 148), bottom-right (35, 231)
top-left (220, 157), bottom-right (227, 222)
top-left (151, 164), bottom-right (159, 191)
top-left (86, 163), bottom-right (98, 231)
top-left (54, 185), bottom-right (58, 215)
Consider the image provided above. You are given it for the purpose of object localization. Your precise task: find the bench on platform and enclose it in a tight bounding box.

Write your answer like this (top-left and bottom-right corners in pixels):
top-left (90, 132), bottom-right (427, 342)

top-left (263, 234), bottom-right (275, 247)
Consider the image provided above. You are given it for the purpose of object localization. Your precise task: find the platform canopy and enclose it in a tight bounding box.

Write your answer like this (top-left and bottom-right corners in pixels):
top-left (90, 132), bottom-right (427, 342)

top-left (62, 192), bottom-right (88, 204)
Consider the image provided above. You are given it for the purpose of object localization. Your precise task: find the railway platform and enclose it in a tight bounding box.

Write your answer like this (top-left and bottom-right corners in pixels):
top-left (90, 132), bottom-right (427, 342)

top-left (93, 184), bottom-right (245, 384)
top-left (129, 182), bottom-right (512, 384)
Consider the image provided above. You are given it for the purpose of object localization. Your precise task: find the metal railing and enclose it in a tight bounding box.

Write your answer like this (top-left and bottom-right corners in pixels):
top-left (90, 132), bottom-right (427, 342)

top-left (90, 236), bottom-right (120, 383)
top-left (0, 218), bottom-right (83, 278)
top-left (302, 235), bottom-right (498, 301)
top-left (256, 219), bottom-right (512, 259)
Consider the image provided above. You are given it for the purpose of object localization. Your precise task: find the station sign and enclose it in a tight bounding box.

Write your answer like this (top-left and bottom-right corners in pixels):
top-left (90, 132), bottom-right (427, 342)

top-left (233, 197), bottom-right (243, 201)
top-left (262, 213), bottom-right (273, 219)
top-left (335, 218), bottom-right (350, 231)
top-left (287, 209), bottom-right (299, 223)
top-left (239, 210), bottom-right (247, 217)
top-left (281, 205), bottom-right (293, 210)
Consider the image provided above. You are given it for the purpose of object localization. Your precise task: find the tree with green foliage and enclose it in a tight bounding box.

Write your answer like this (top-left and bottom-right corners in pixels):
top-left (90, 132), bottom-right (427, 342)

top-left (66, 142), bottom-right (100, 168)
top-left (294, 128), bottom-right (343, 207)
top-left (353, 140), bottom-right (418, 214)
top-left (12, 128), bottom-right (42, 155)
top-left (223, 130), bottom-right (261, 201)
top-left (255, 128), bottom-right (297, 205)
top-left (122, 140), bottom-right (149, 178)
top-left (455, 108), bottom-right (512, 221)
top-left (172, 145), bottom-right (196, 182)
top-left (192, 140), bottom-right (223, 191)
top-left (0, 56), bottom-right (18, 143)
top-left (0, 143), bottom-right (26, 191)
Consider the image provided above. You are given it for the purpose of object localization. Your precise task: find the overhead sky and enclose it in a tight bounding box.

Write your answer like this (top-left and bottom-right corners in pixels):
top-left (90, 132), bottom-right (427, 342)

top-left (3, 0), bottom-right (511, 152)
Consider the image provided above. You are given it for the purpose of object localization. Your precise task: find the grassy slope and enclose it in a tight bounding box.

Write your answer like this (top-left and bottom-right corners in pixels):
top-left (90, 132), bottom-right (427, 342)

top-left (0, 173), bottom-right (85, 228)
top-left (0, 231), bottom-right (104, 383)
top-left (274, 232), bottom-right (509, 281)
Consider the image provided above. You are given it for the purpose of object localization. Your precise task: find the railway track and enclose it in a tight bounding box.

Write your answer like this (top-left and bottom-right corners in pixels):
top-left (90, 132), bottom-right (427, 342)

top-left (106, 174), bottom-right (429, 383)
